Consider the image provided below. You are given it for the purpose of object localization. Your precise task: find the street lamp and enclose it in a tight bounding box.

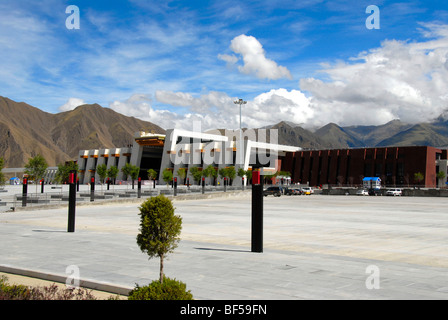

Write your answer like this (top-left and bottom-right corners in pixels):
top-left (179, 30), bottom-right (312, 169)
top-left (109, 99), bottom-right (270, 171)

top-left (234, 98), bottom-right (247, 169)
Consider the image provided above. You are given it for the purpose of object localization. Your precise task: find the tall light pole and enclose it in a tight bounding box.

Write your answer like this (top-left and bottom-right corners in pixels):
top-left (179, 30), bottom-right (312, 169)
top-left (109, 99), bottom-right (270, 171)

top-left (234, 98), bottom-right (247, 180)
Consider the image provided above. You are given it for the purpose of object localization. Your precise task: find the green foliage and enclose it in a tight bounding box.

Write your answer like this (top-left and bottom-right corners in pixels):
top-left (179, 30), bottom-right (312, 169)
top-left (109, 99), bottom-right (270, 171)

top-left (107, 166), bottom-right (119, 180)
top-left (177, 168), bottom-right (187, 180)
top-left (436, 171), bottom-right (446, 179)
top-left (189, 167), bottom-right (203, 184)
top-left (121, 163), bottom-right (133, 181)
top-left (128, 277), bottom-right (193, 300)
top-left (278, 171), bottom-right (291, 178)
top-left (245, 169), bottom-right (252, 183)
top-left (129, 165), bottom-right (140, 181)
top-left (162, 168), bottom-right (173, 184)
top-left (96, 164), bottom-right (108, 183)
top-left (0, 276), bottom-right (96, 300)
top-left (226, 166), bottom-right (236, 180)
top-left (219, 166), bottom-right (236, 185)
top-left (24, 155), bottom-right (48, 182)
top-left (414, 172), bottom-right (424, 184)
top-left (147, 169), bottom-right (157, 180)
top-left (137, 195), bottom-right (182, 283)
top-left (203, 165), bottom-right (217, 184)
top-left (55, 161), bottom-right (79, 184)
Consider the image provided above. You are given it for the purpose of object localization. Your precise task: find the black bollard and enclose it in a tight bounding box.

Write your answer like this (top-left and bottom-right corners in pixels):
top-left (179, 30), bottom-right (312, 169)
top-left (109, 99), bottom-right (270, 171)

top-left (174, 177), bottom-right (177, 196)
top-left (68, 171), bottom-right (76, 233)
top-left (90, 176), bottom-right (95, 202)
top-left (202, 177), bottom-right (205, 194)
top-left (41, 179), bottom-right (45, 194)
top-left (138, 177), bottom-right (141, 198)
top-left (22, 178), bottom-right (28, 207)
top-left (76, 177), bottom-right (79, 192)
top-left (224, 177), bottom-right (227, 192)
top-left (251, 167), bottom-right (263, 253)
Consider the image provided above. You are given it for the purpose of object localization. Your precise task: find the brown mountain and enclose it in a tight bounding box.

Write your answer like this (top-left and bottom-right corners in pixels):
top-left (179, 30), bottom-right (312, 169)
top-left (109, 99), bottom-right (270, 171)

top-left (267, 118), bottom-right (448, 150)
top-left (0, 96), bottom-right (165, 167)
top-left (271, 121), bottom-right (326, 150)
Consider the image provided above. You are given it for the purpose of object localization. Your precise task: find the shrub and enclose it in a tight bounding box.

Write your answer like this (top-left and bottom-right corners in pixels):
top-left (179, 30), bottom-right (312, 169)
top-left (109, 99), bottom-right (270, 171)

top-left (0, 276), bottom-right (97, 300)
top-left (128, 277), bottom-right (193, 300)
top-left (0, 276), bottom-right (31, 300)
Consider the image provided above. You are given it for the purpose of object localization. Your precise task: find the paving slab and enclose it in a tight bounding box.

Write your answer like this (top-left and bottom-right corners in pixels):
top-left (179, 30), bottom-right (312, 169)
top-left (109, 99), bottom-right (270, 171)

top-left (1, 193), bottom-right (448, 300)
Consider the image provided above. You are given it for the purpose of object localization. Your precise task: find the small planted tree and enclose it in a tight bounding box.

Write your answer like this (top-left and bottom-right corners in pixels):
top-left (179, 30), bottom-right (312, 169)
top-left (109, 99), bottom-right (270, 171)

top-left (147, 169), bottom-right (157, 181)
top-left (147, 169), bottom-right (158, 188)
top-left (129, 165), bottom-right (140, 189)
top-left (96, 164), bottom-right (108, 191)
top-left (107, 166), bottom-right (119, 190)
top-left (55, 161), bottom-right (79, 184)
top-left (96, 164), bottom-right (108, 184)
top-left (121, 163), bottom-right (133, 186)
top-left (136, 195), bottom-right (182, 284)
top-left (237, 168), bottom-right (246, 186)
top-left (203, 165), bottom-right (217, 186)
top-left (189, 167), bottom-right (203, 185)
top-left (245, 169), bottom-right (253, 185)
top-left (414, 172), bottom-right (424, 188)
top-left (24, 155), bottom-right (48, 193)
top-left (162, 168), bottom-right (173, 186)
top-left (220, 166), bottom-right (236, 185)
top-left (177, 168), bottom-right (187, 185)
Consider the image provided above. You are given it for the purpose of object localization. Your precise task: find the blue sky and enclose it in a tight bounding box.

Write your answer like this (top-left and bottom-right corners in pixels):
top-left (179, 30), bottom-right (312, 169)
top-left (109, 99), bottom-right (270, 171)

top-left (1, 0), bottom-right (448, 130)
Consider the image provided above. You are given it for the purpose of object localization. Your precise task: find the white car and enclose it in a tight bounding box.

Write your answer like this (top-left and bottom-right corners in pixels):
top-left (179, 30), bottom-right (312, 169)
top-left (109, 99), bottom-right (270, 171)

top-left (356, 189), bottom-right (369, 196)
top-left (386, 188), bottom-right (402, 196)
top-left (301, 187), bottom-right (314, 195)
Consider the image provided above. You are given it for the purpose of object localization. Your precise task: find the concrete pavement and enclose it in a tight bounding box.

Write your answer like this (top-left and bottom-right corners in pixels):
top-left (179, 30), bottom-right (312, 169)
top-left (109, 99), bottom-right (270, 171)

top-left (1, 192), bottom-right (448, 300)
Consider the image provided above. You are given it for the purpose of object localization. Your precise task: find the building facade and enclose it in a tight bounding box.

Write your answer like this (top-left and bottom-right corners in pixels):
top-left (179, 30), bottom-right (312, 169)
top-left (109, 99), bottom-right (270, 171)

top-left (76, 129), bottom-right (301, 186)
top-left (281, 146), bottom-right (448, 188)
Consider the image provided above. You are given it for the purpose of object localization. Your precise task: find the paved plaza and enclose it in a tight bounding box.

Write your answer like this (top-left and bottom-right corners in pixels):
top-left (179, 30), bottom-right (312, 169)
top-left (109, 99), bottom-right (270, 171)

top-left (1, 190), bottom-right (448, 300)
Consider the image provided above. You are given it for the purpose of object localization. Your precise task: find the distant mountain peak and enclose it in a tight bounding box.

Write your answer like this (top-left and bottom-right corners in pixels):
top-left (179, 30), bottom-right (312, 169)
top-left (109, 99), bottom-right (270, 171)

top-left (0, 97), bottom-right (165, 167)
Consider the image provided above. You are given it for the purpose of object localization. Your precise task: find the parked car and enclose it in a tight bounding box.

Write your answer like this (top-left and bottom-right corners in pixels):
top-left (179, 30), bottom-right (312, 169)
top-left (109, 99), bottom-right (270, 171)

top-left (301, 187), bottom-right (314, 195)
top-left (290, 187), bottom-right (303, 195)
top-left (368, 188), bottom-right (382, 196)
top-left (356, 189), bottom-right (369, 196)
top-left (386, 188), bottom-right (402, 196)
top-left (263, 186), bottom-right (282, 197)
top-left (285, 187), bottom-right (302, 195)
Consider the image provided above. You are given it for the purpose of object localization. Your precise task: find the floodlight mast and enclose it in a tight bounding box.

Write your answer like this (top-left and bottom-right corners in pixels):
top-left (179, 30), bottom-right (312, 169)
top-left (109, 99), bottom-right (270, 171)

top-left (234, 98), bottom-right (247, 169)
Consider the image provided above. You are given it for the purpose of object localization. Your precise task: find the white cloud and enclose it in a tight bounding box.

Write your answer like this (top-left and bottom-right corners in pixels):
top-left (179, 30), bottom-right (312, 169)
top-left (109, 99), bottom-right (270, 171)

top-left (109, 94), bottom-right (153, 119)
top-left (220, 34), bottom-right (293, 80)
top-left (217, 53), bottom-right (239, 66)
top-left (300, 23), bottom-right (448, 127)
top-left (59, 98), bottom-right (86, 112)
top-left (153, 88), bottom-right (311, 130)
top-left (249, 89), bottom-right (312, 128)
top-left (155, 90), bottom-right (233, 113)
top-left (107, 25), bottom-right (448, 132)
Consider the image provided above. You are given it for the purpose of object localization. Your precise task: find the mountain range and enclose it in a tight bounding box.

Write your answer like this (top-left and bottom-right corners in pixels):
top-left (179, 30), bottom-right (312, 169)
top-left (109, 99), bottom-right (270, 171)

top-left (1, 95), bottom-right (448, 168)
top-left (271, 117), bottom-right (448, 151)
top-left (0, 96), bottom-right (164, 167)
